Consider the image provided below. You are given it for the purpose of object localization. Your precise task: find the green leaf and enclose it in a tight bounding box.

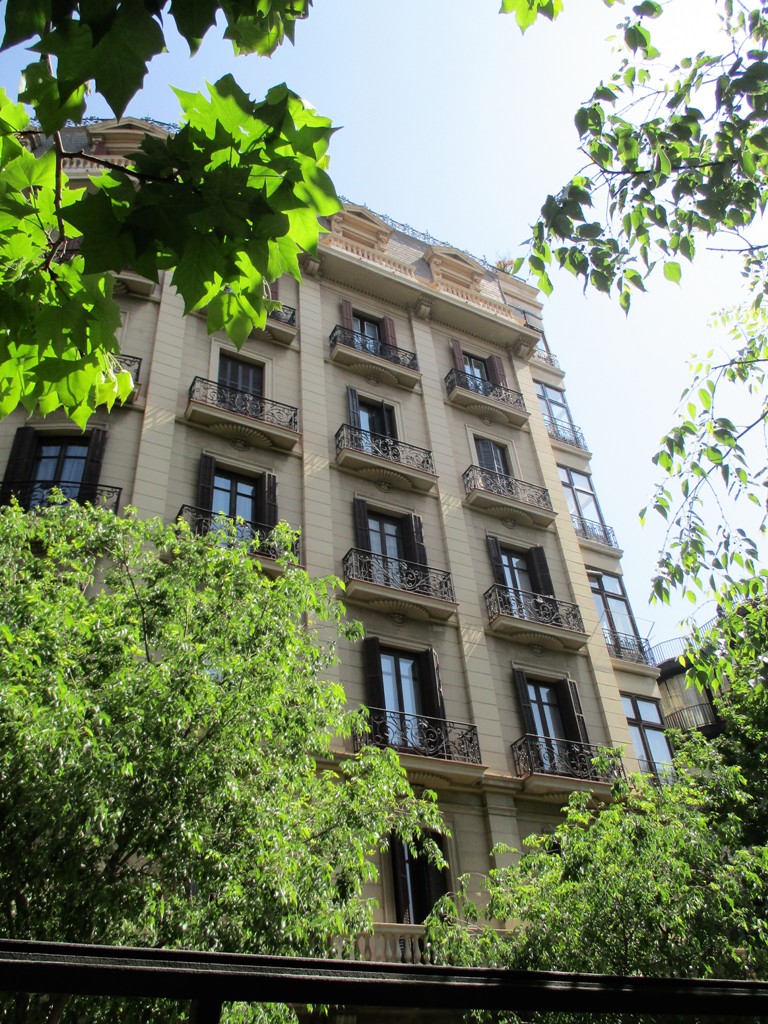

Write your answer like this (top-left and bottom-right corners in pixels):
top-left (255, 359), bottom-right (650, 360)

top-left (663, 261), bottom-right (682, 283)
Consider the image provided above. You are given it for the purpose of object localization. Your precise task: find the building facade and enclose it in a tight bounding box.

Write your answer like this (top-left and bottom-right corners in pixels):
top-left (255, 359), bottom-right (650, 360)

top-left (4, 120), bottom-right (676, 961)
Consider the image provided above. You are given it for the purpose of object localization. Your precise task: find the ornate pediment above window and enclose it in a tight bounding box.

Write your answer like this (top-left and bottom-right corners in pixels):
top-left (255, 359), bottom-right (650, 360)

top-left (329, 205), bottom-right (393, 253)
top-left (424, 245), bottom-right (486, 293)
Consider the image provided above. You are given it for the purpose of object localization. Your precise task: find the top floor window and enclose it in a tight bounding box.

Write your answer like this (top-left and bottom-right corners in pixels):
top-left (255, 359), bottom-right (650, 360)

top-left (536, 381), bottom-right (573, 426)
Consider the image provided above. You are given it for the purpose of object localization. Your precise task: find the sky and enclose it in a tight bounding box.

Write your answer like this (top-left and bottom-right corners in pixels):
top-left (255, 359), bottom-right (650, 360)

top-left (0, 0), bottom-right (758, 645)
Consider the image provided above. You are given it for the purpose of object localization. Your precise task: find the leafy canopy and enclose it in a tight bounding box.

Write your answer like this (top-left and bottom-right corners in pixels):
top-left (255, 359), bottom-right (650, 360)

top-left (0, 0), bottom-right (340, 424)
top-left (0, 500), bottom-right (443, 1024)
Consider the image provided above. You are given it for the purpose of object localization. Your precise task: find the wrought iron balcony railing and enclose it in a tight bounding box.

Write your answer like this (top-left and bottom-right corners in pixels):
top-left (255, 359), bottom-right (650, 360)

top-left (335, 425), bottom-right (435, 474)
top-left (603, 629), bottom-right (652, 665)
top-left (116, 353), bottom-right (142, 382)
top-left (445, 368), bottom-right (527, 412)
top-left (343, 548), bottom-right (455, 603)
top-left (177, 506), bottom-right (299, 560)
top-left (485, 584), bottom-right (585, 634)
top-left (188, 378), bottom-right (299, 432)
top-left (354, 707), bottom-right (481, 764)
top-left (571, 515), bottom-right (618, 548)
top-left (329, 325), bottom-right (419, 371)
top-left (543, 416), bottom-right (588, 450)
top-left (1, 480), bottom-right (122, 513)
top-left (268, 303), bottom-right (296, 327)
top-left (532, 348), bottom-right (560, 369)
top-left (463, 465), bottom-right (553, 512)
top-left (511, 734), bottom-right (625, 783)
top-left (662, 703), bottom-right (718, 732)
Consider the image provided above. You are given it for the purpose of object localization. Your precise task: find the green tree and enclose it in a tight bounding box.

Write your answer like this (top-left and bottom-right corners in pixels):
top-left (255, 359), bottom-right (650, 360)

top-left (426, 739), bottom-right (768, 1023)
top-left (0, 499), bottom-right (444, 1023)
top-left (0, 1), bottom-right (339, 424)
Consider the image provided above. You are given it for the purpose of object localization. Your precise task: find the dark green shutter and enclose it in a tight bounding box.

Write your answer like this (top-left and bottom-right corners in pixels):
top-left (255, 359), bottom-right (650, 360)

top-left (197, 453), bottom-right (216, 514)
top-left (558, 678), bottom-right (590, 744)
top-left (390, 839), bottom-right (411, 924)
top-left (0, 426), bottom-right (37, 504)
top-left (346, 386), bottom-right (361, 428)
top-left (80, 428), bottom-right (107, 502)
top-left (418, 648), bottom-right (446, 721)
top-left (513, 668), bottom-right (537, 735)
top-left (362, 636), bottom-right (385, 707)
top-left (486, 535), bottom-right (507, 586)
top-left (527, 546), bottom-right (555, 596)
top-left (404, 513), bottom-right (428, 565)
top-left (260, 473), bottom-right (278, 527)
top-left (353, 497), bottom-right (370, 549)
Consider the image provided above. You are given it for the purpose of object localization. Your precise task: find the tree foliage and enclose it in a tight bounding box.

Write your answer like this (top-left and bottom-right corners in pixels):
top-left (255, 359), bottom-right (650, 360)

top-left (426, 734), bottom-right (768, 1023)
top-left (0, 500), bottom-right (443, 1023)
top-left (0, 0), bottom-right (339, 424)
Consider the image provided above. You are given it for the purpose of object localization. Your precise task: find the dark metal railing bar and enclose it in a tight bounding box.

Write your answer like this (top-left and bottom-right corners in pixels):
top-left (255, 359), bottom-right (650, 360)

top-left (511, 734), bottom-right (625, 784)
top-left (484, 584), bottom-right (585, 634)
top-left (335, 425), bottom-right (435, 474)
top-left (353, 707), bottom-right (481, 764)
top-left (188, 378), bottom-right (299, 432)
top-left (329, 325), bottom-right (419, 371)
top-left (444, 369), bottom-right (527, 412)
top-left (343, 548), bottom-right (455, 603)
top-left (463, 465), bottom-right (553, 511)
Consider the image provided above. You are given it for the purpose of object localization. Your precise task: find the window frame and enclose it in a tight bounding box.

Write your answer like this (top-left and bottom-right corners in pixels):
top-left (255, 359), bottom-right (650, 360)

top-left (622, 692), bottom-right (674, 776)
top-left (535, 380), bottom-right (575, 427)
top-left (589, 570), bottom-right (641, 640)
top-left (558, 465), bottom-right (605, 524)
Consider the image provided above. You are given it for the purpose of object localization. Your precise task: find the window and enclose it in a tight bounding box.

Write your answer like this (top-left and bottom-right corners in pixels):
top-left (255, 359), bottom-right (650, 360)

top-left (0, 426), bottom-right (107, 508)
top-left (353, 498), bottom-right (428, 567)
top-left (475, 437), bottom-right (509, 477)
top-left (558, 466), bottom-right (602, 522)
top-left (622, 694), bottom-right (673, 777)
top-left (218, 354), bottom-right (263, 396)
top-left (535, 381), bottom-right (574, 427)
top-left (590, 571), bottom-right (639, 640)
top-left (347, 386), bottom-right (397, 439)
top-left (449, 340), bottom-right (508, 395)
top-left (352, 313), bottom-right (381, 343)
top-left (512, 668), bottom-right (593, 777)
top-left (487, 537), bottom-right (554, 597)
top-left (362, 638), bottom-right (446, 753)
top-left (390, 834), bottom-right (448, 925)
top-left (197, 454), bottom-right (277, 536)
top-left (341, 299), bottom-right (398, 355)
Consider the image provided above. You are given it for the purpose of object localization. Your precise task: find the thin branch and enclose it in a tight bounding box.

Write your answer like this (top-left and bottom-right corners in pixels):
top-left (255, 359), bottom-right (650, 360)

top-left (64, 149), bottom-right (178, 185)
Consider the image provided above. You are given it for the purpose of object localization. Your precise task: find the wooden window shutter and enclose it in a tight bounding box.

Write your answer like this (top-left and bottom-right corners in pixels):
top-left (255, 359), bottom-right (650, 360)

top-left (346, 386), bottom-right (361, 428)
top-left (557, 678), bottom-right (591, 744)
top-left (256, 473), bottom-right (278, 527)
top-left (362, 636), bottom-right (385, 708)
top-left (353, 497), bottom-right (370, 549)
top-left (381, 316), bottom-right (398, 350)
top-left (0, 426), bottom-right (37, 504)
top-left (80, 428), bottom-right (107, 501)
top-left (488, 355), bottom-right (508, 388)
top-left (418, 648), bottom-right (447, 721)
top-left (382, 403), bottom-right (397, 440)
top-left (423, 838), bottom-right (449, 915)
top-left (486, 535), bottom-right (507, 586)
top-left (390, 839), bottom-right (412, 924)
top-left (527, 546), bottom-right (555, 596)
top-left (197, 453), bottom-right (216, 513)
top-left (341, 298), bottom-right (354, 331)
top-left (270, 278), bottom-right (280, 300)
top-left (404, 513), bottom-right (428, 566)
top-left (450, 338), bottom-right (464, 372)
top-left (512, 668), bottom-right (537, 735)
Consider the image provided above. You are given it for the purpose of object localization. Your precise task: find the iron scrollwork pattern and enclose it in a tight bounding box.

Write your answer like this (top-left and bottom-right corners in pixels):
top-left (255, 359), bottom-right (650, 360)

top-left (268, 304), bottom-right (297, 327)
top-left (177, 505), bottom-right (300, 560)
top-left (485, 584), bottom-right (585, 634)
top-left (335, 425), bottom-right (435, 474)
top-left (571, 515), bottom-right (618, 548)
top-left (532, 348), bottom-right (560, 369)
top-left (511, 734), bottom-right (625, 783)
top-left (5, 480), bottom-right (122, 514)
top-left (343, 548), bottom-right (455, 602)
top-left (603, 629), bottom-right (652, 665)
top-left (329, 325), bottom-right (419, 371)
top-left (354, 707), bottom-right (481, 764)
top-left (444, 369), bottom-right (527, 412)
top-left (543, 416), bottom-right (589, 450)
top-left (188, 377), bottom-right (299, 432)
top-left (116, 354), bottom-right (142, 383)
top-left (463, 465), bottom-right (553, 512)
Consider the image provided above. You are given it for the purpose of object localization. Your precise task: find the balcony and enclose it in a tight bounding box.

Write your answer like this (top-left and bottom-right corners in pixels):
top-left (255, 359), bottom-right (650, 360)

top-left (544, 416), bottom-right (589, 452)
top-left (185, 377), bottom-right (300, 451)
top-left (2, 480), bottom-right (122, 514)
top-left (328, 924), bottom-right (437, 965)
top-left (444, 369), bottom-right (529, 427)
top-left (572, 515), bottom-right (619, 550)
top-left (511, 734), bottom-right (625, 792)
top-left (329, 325), bottom-right (420, 389)
top-left (484, 584), bottom-right (587, 650)
top-left (115, 353), bottom-right (142, 402)
top-left (531, 348), bottom-right (561, 370)
top-left (176, 506), bottom-right (300, 569)
top-left (663, 703), bottom-right (719, 733)
top-left (253, 304), bottom-right (297, 345)
top-left (463, 465), bottom-right (556, 527)
top-left (354, 707), bottom-right (481, 764)
top-left (335, 425), bottom-right (436, 493)
top-left (342, 548), bottom-right (456, 622)
top-left (603, 629), bottom-right (653, 665)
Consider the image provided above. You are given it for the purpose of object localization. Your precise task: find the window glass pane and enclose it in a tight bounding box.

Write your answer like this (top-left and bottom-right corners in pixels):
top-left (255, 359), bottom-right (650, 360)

top-left (621, 695), bottom-right (636, 718)
top-left (628, 723), bottom-right (646, 763)
top-left (636, 698), bottom-right (663, 724)
top-left (399, 657), bottom-right (422, 717)
top-left (606, 595), bottom-right (635, 635)
top-left (602, 575), bottom-right (625, 595)
top-left (644, 727), bottom-right (673, 766)
top-left (380, 653), bottom-right (399, 711)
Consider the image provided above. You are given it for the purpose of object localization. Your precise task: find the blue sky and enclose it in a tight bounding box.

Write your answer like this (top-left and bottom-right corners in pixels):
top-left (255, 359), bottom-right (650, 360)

top-left (1, 0), bottom-right (755, 642)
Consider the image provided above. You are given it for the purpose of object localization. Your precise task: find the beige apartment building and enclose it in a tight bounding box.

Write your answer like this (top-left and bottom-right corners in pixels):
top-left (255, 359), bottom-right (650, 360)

top-left (3, 119), bottom-right (676, 960)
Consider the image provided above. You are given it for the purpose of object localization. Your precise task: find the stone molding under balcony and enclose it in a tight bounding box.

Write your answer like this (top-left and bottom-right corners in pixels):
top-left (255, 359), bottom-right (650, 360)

top-left (511, 733), bottom-right (625, 795)
top-left (252, 304), bottom-right (298, 345)
top-left (342, 548), bottom-right (457, 622)
top-left (463, 465), bottom-right (556, 527)
top-left (354, 707), bottom-right (481, 764)
top-left (185, 377), bottom-right (300, 451)
top-left (335, 425), bottom-right (437, 493)
top-left (444, 368), bottom-right (529, 427)
top-left (176, 505), bottom-right (300, 570)
top-left (603, 629), bottom-right (653, 666)
top-left (484, 584), bottom-right (588, 651)
top-left (1, 480), bottom-right (122, 514)
top-left (571, 515), bottom-right (619, 550)
top-left (544, 416), bottom-right (589, 452)
top-left (329, 325), bottom-right (421, 389)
